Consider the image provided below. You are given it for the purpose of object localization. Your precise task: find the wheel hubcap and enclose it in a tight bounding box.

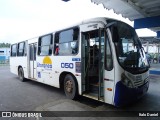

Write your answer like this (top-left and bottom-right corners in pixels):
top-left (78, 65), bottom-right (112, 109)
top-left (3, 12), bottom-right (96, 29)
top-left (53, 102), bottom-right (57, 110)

top-left (65, 80), bottom-right (73, 93)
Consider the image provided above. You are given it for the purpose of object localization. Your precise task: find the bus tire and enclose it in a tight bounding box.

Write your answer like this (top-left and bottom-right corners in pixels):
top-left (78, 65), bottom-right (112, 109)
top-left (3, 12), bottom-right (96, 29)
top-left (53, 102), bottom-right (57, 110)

top-left (18, 67), bottom-right (25, 82)
top-left (64, 74), bottom-right (78, 100)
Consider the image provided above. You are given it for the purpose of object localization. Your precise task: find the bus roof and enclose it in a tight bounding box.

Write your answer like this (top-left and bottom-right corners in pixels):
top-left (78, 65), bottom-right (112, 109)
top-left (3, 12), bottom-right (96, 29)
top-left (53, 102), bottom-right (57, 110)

top-left (11, 17), bottom-right (126, 44)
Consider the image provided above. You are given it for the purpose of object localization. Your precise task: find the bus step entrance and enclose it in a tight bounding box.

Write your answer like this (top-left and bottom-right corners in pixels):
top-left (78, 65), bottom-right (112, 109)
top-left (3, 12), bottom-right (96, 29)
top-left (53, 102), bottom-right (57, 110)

top-left (89, 83), bottom-right (104, 97)
top-left (83, 92), bottom-right (104, 102)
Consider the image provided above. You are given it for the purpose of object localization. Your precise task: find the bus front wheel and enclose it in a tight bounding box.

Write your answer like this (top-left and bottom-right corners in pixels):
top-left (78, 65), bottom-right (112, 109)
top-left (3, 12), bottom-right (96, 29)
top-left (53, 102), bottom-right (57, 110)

top-left (64, 74), bottom-right (78, 100)
top-left (18, 67), bottom-right (25, 82)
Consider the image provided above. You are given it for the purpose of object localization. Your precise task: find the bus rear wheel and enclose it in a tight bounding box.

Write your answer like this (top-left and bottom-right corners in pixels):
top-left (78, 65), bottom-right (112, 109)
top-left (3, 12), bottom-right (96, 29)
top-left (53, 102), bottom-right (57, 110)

top-left (18, 67), bottom-right (25, 82)
top-left (64, 74), bottom-right (78, 100)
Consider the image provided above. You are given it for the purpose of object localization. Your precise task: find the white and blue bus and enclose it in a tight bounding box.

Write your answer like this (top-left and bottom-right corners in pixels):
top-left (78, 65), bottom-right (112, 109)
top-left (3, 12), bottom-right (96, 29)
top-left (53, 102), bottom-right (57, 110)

top-left (10, 17), bottom-right (150, 106)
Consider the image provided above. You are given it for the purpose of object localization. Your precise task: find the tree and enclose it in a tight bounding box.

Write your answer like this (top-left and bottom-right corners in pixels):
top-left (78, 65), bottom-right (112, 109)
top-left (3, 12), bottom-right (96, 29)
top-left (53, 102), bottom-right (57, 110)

top-left (0, 43), bottom-right (11, 48)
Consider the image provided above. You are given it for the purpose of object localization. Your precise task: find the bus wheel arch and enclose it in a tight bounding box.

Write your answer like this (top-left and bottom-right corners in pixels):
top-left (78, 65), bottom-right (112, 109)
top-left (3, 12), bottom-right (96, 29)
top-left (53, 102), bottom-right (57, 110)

top-left (59, 72), bottom-right (78, 99)
top-left (18, 66), bottom-right (26, 82)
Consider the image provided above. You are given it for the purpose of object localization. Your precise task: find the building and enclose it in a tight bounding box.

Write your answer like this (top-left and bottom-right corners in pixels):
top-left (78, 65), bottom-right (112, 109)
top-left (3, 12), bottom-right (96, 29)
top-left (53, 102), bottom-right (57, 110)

top-left (0, 48), bottom-right (10, 61)
top-left (140, 37), bottom-right (160, 53)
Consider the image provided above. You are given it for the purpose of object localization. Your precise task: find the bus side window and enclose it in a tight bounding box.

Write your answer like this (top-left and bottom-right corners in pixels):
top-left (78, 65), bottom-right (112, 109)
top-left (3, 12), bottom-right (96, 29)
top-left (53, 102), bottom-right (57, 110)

top-left (11, 44), bottom-right (17, 57)
top-left (54, 44), bottom-right (59, 55)
top-left (54, 33), bottom-right (59, 55)
top-left (17, 42), bottom-right (25, 56)
top-left (54, 27), bottom-right (79, 56)
top-left (38, 34), bottom-right (52, 56)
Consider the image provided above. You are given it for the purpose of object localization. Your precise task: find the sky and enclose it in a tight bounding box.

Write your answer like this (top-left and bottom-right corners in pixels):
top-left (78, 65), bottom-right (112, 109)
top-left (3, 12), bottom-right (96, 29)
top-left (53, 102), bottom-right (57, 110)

top-left (0, 0), bottom-right (156, 44)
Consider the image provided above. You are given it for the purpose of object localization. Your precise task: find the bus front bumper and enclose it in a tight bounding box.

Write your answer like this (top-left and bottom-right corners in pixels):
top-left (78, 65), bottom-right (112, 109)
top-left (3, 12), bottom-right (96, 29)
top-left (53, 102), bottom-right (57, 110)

top-left (114, 81), bottom-right (149, 107)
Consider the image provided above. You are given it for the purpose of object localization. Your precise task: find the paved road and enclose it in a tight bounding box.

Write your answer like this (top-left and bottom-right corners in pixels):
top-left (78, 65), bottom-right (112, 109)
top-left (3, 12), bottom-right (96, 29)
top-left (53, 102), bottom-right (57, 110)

top-left (0, 66), bottom-right (66, 111)
top-left (0, 66), bottom-right (160, 120)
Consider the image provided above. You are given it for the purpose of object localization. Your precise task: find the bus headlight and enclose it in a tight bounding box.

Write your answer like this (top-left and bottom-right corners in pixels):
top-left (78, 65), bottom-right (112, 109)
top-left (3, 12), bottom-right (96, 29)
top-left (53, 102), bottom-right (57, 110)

top-left (121, 73), bottom-right (133, 88)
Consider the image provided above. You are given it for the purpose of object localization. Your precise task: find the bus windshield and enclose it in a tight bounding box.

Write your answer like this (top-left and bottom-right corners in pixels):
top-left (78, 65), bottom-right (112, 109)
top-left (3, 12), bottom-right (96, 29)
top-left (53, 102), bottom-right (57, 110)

top-left (109, 21), bottom-right (149, 74)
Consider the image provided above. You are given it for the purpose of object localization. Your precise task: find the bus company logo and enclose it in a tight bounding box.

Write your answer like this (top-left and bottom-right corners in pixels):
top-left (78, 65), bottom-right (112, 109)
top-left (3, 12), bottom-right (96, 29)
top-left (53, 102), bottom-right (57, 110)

top-left (37, 56), bottom-right (52, 70)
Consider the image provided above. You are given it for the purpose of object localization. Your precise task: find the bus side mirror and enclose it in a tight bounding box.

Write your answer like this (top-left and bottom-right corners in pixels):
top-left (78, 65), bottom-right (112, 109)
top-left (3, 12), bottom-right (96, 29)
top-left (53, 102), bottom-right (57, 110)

top-left (111, 26), bottom-right (119, 42)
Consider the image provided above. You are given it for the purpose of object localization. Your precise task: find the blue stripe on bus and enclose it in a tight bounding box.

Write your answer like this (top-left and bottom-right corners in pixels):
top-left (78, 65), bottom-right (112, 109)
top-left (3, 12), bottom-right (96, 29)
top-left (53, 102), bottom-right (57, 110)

top-left (114, 81), bottom-right (149, 107)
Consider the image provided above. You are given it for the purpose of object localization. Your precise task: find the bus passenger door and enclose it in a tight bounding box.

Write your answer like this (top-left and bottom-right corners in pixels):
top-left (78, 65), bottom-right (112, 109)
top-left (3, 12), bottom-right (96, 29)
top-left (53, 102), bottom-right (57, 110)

top-left (29, 43), bottom-right (37, 79)
top-left (81, 28), bottom-right (105, 101)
